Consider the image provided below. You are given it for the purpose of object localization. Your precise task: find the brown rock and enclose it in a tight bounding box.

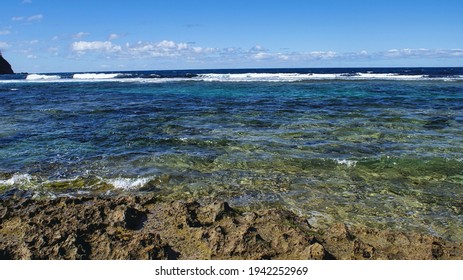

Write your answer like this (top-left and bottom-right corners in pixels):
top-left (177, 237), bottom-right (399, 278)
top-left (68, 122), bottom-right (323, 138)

top-left (1, 194), bottom-right (462, 260)
top-left (306, 242), bottom-right (325, 260)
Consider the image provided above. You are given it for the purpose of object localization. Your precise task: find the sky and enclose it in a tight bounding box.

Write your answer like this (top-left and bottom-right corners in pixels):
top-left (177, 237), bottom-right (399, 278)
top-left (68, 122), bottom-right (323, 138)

top-left (1, 0), bottom-right (463, 73)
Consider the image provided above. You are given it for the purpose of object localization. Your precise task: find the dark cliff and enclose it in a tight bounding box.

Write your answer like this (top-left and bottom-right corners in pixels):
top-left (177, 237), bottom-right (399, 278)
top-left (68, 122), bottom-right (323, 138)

top-left (0, 53), bottom-right (14, 74)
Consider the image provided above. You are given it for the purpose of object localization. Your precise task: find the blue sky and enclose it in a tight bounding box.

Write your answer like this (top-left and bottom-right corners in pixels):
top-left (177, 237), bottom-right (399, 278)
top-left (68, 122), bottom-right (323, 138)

top-left (1, 0), bottom-right (462, 72)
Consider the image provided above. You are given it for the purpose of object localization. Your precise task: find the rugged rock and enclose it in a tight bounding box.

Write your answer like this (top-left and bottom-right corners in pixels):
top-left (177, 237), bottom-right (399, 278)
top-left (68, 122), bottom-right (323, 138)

top-left (0, 53), bottom-right (14, 74)
top-left (1, 193), bottom-right (462, 260)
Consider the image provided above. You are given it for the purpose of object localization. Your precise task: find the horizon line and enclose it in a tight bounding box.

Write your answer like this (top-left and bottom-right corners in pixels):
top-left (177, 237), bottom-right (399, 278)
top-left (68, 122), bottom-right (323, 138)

top-left (18, 65), bottom-right (463, 75)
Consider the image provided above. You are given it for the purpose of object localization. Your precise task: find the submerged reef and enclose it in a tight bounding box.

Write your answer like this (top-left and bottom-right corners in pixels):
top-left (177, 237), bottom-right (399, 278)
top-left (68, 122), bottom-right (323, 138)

top-left (1, 192), bottom-right (462, 260)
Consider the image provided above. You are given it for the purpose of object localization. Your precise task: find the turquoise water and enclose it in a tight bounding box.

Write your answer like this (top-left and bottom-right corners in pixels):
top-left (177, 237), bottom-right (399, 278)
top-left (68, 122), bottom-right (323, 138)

top-left (1, 68), bottom-right (462, 240)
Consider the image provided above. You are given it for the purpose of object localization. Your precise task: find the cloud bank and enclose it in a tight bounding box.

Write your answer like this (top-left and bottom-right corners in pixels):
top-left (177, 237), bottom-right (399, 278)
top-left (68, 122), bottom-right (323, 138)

top-left (70, 39), bottom-right (463, 65)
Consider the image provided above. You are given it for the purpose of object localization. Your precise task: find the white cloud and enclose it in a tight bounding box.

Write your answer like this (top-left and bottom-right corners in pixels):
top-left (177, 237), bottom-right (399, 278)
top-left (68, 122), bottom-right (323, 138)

top-left (378, 48), bottom-right (463, 59)
top-left (157, 40), bottom-right (176, 49)
top-left (308, 51), bottom-right (338, 59)
top-left (253, 52), bottom-right (271, 60)
top-left (0, 42), bottom-right (9, 49)
top-left (0, 30), bottom-right (11, 35)
top-left (193, 47), bottom-right (203, 53)
top-left (12, 14), bottom-right (43, 22)
top-left (68, 39), bottom-right (463, 66)
top-left (251, 45), bottom-right (267, 52)
top-left (177, 43), bottom-right (188, 50)
top-left (448, 49), bottom-right (463, 57)
top-left (27, 14), bottom-right (43, 22)
top-left (71, 39), bottom-right (223, 60)
top-left (72, 32), bottom-right (89, 39)
top-left (71, 41), bottom-right (122, 53)
top-left (108, 33), bottom-right (119, 40)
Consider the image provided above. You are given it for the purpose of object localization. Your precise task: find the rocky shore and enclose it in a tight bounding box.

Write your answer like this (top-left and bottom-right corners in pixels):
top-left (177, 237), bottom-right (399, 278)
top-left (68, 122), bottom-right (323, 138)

top-left (1, 191), bottom-right (462, 260)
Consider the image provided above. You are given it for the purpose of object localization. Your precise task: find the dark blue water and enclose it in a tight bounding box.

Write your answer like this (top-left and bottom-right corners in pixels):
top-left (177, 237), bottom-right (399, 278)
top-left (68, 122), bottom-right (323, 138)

top-left (1, 68), bottom-right (462, 240)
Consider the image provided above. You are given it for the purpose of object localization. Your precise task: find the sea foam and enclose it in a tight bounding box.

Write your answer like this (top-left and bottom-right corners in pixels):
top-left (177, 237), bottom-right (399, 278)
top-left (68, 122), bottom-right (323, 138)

top-left (1, 70), bottom-right (462, 84)
top-left (197, 73), bottom-right (316, 82)
top-left (0, 174), bottom-right (33, 186)
top-left (334, 159), bottom-right (358, 168)
top-left (196, 72), bottom-right (432, 82)
top-left (26, 74), bottom-right (61, 80)
top-left (73, 73), bottom-right (121, 79)
top-left (107, 177), bottom-right (150, 190)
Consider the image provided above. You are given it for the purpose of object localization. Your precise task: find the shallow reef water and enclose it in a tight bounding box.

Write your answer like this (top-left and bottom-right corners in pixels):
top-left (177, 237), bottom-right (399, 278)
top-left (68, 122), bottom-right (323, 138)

top-left (1, 68), bottom-right (463, 241)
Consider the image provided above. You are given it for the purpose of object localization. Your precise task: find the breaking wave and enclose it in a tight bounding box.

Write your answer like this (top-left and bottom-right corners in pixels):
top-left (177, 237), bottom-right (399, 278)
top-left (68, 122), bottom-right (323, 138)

top-left (1, 68), bottom-right (462, 84)
top-left (73, 73), bottom-right (124, 79)
top-left (196, 73), bottom-right (463, 82)
top-left (26, 74), bottom-right (61, 80)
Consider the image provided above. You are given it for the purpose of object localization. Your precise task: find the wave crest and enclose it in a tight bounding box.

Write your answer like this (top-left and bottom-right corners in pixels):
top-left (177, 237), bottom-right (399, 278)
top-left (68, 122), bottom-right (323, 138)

top-left (2, 69), bottom-right (461, 84)
top-left (196, 72), bottom-right (437, 82)
top-left (26, 74), bottom-right (61, 80)
top-left (73, 73), bottom-right (122, 79)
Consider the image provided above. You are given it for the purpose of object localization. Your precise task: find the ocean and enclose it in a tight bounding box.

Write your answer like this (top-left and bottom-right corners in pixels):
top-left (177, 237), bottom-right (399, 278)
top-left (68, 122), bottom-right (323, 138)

top-left (1, 67), bottom-right (462, 241)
